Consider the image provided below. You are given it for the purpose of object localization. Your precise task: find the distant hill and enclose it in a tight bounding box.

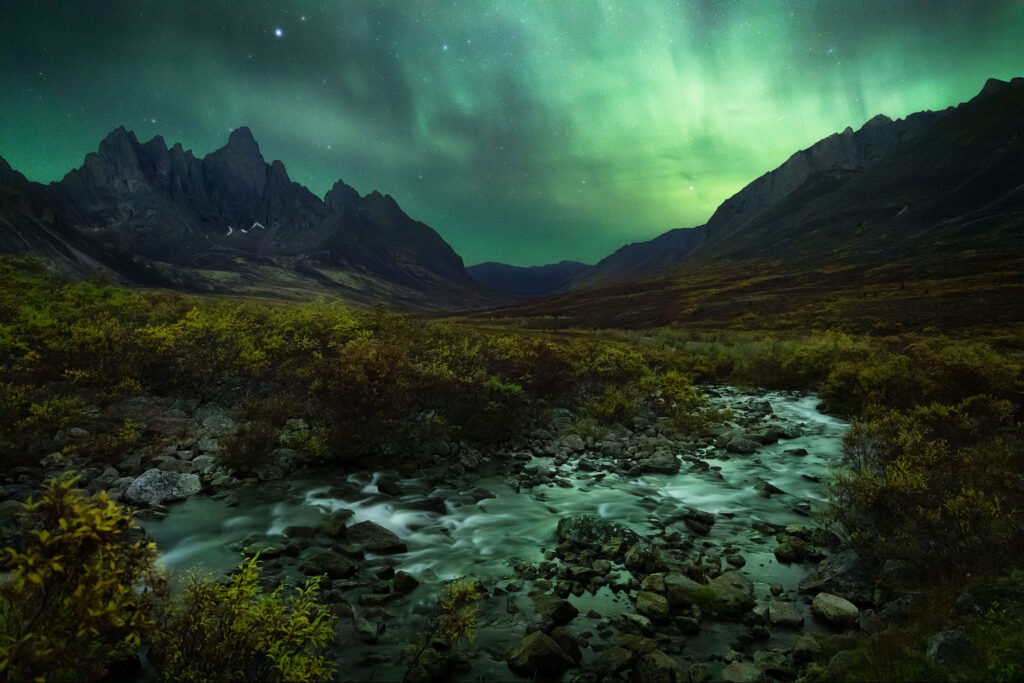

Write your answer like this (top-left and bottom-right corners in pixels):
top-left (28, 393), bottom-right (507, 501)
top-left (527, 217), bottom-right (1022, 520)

top-left (480, 77), bottom-right (1024, 330)
top-left (467, 260), bottom-right (590, 297)
top-left (0, 127), bottom-right (494, 310)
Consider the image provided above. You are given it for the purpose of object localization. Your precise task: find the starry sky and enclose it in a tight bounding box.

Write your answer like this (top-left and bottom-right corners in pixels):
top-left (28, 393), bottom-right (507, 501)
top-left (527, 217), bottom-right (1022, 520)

top-left (1, 2), bottom-right (1022, 266)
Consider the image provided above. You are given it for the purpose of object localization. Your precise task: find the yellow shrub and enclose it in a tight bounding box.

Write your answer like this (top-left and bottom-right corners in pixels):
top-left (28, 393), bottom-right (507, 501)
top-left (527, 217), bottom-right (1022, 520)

top-left (150, 555), bottom-right (336, 683)
top-left (0, 476), bottom-right (166, 683)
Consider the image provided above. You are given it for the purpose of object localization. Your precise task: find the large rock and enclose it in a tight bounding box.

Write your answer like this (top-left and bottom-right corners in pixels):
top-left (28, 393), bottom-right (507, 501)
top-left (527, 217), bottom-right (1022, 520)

top-left (630, 650), bottom-right (684, 683)
top-left (594, 646), bottom-right (635, 678)
top-left (925, 629), bottom-right (972, 667)
top-left (726, 436), bottom-right (760, 454)
top-left (635, 453), bottom-right (680, 475)
top-left (799, 549), bottom-right (872, 605)
top-left (706, 571), bottom-right (755, 617)
top-left (636, 591), bottom-right (670, 620)
top-left (531, 591), bottom-right (579, 627)
top-left (556, 513), bottom-right (643, 548)
top-left (812, 592), bottom-right (860, 629)
top-left (664, 573), bottom-right (701, 608)
top-left (720, 661), bottom-right (763, 683)
top-left (767, 599), bottom-right (804, 627)
top-left (753, 650), bottom-right (793, 679)
top-left (507, 631), bottom-right (573, 677)
top-left (123, 468), bottom-right (201, 505)
top-left (305, 549), bottom-right (355, 579)
top-left (345, 520), bottom-right (407, 554)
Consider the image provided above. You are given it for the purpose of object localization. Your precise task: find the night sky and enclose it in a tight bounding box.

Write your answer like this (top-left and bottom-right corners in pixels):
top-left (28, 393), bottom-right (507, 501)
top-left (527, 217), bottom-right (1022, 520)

top-left (1, 2), bottom-right (1021, 266)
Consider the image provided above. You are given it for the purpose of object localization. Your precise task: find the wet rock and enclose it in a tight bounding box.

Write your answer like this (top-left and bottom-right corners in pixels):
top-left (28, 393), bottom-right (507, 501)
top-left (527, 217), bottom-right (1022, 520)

top-left (767, 599), bottom-right (803, 627)
top-left (404, 646), bottom-right (451, 683)
top-left (507, 631), bottom-right (573, 677)
top-left (799, 549), bottom-right (872, 605)
top-left (346, 520), bottom-right (407, 554)
top-left (285, 525), bottom-right (316, 539)
top-left (687, 662), bottom-right (710, 683)
top-left (393, 570), bottom-right (420, 594)
top-left (617, 634), bottom-right (659, 655)
top-left (531, 591), bottom-right (579, 628)
top-left (561, 434), bottom-right (586, 452)
top-left (812, 592), bottom-right (859, 629)
top-left (753, 650), bottom-right (792, 679)
top-left (635, 453), bottom-right (680, 475)
top-left (793, 633), bottom-right (821, 662)
top-left (664, 573), bottom-right (701, 608)
top-left (630, 650), bottom-right (684, 683)
top-left (550, 626), bottom-right (581, 663)
top-left (926, 629), bottom-right (972, 667)
top-left (594, 646), bottom-right (635, 678)
top-left (720, 661), bottom-right (763, 683)
top-left (354, 616), bottom-right (379, 644)
top-left (376, 476), bottom-right (402, 496)
top-left (706, 571), bottom-right (755, 617)
top-left (624, 542), bottom-right (658, 573)
top-left (620, 612), bottom-right (655, 636)
top-left (636, 591), bottom-right (670, 620)
top-left (641, 573), bottom-right (665, 593)
top-left (773, 536), bottom-right (811, 563)
top-left (726, 436), bottom-right (760, 455)
top-left (321, 508), bottom-right (355, 537)
top-left (306, 549), bottom-right (355, 579)
top-left (123, 468), bottom-right (201, 505)
top-left (726, 553), bottom-right (746, 568)
top-left (557, 513), bottom-right (643, 548)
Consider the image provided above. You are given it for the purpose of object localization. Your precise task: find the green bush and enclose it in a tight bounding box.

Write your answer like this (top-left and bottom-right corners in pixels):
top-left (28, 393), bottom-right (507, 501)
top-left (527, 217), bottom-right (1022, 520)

top-left (150, 555), bottom-right (336, 683)
top-left (0, 476), bottom-right (167, 683)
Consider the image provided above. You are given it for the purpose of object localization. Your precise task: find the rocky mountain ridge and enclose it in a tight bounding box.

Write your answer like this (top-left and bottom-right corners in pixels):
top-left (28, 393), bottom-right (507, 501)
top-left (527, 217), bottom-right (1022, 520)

top-left (0, 127), bottom-right (489, 309)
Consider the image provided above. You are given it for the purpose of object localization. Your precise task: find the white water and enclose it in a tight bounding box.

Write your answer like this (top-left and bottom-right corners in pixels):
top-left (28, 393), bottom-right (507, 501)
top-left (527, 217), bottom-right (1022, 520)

top-left (146, 391), bottom-right (848, 681)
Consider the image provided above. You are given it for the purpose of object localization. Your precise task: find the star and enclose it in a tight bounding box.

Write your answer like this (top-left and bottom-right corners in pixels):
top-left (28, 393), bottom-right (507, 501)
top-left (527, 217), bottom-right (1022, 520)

top-left (274, 28), bottom-right (283, 37)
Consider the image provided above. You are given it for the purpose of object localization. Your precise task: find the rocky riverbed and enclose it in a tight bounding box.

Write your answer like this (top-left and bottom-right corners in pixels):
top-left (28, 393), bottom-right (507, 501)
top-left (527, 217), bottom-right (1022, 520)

top-left (110, 387), bottom-right (882, 683)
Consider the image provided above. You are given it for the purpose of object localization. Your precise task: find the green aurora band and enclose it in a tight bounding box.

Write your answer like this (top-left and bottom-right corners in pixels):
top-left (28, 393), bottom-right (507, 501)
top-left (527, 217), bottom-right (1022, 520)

top-left (1, 1), bottom-right (1021, 265)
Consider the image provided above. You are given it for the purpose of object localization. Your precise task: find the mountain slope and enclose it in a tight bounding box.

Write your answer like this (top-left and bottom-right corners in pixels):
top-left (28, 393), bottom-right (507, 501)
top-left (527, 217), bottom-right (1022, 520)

top-left (467, 260), bottom-right (590, 297)
top-left (0, 128), bottom-right (489, 309)
top-left (482, 77), bottom-right (1024, 330)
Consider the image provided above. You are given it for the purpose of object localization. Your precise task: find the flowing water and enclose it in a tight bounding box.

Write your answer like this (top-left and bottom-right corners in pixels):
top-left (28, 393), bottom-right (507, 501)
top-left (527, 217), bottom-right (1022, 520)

top-left (146, 390), bottom-right (848, 681)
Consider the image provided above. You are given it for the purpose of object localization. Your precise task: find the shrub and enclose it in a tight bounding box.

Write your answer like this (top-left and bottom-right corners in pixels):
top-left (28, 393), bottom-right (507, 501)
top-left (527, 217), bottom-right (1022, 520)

top-left (150, 554), bottom-right (336, 683)
top-left (0, 475), bottom-right (166, 683)
top-left (580, 384), bottom-right (638, 425)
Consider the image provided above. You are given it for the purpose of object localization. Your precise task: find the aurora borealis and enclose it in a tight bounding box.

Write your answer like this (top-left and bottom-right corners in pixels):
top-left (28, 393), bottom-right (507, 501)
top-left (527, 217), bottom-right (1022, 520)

top-left (1, 2), bottom-right (1021, 266)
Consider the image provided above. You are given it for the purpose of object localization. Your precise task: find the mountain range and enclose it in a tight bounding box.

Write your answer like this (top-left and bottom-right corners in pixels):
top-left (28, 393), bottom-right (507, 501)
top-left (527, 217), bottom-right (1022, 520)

top-left (1, 76), bottom-right (1021, 322)
top-left (477, 76), bottom-right (1024, 329)
top-left (0, 127), bottom-right (490, 309)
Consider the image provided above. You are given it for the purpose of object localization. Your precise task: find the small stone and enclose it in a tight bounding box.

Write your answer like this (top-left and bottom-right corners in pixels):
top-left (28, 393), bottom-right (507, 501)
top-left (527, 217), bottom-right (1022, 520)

top-left (641, 573), bottom-right (666, 593)
top-left (630, 649), bottom-right (683, 683)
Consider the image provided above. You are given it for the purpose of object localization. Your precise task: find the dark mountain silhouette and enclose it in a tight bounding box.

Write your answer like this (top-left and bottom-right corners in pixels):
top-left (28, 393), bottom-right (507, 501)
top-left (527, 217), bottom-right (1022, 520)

top-left (482, 77), bottom-right (1024, 330)
top-left (467, 260), bottom-right (590, 297)
top-left (570, 77), bottom-right (1023, 290)
top-left (0, 127), bottom-right (491, 309)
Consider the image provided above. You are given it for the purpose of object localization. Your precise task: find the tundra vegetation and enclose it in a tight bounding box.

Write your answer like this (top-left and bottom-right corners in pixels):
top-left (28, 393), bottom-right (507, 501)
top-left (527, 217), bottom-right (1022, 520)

top-left (0, 255), bottom-right (1022, 681)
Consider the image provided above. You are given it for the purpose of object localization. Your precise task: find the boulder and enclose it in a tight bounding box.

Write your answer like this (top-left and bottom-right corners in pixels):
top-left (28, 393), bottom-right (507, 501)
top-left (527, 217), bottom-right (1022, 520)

top-left (305, 549), bottom-right (355, 579)
top-left (925, 629), bottom-right (972, 667)
top-left (767, 599), bottom-right (804, 627)
top-left (123, 468), bottom-right (201, 505)
top-left (720, 661), bottom-right (763, 683)
top-left (636, 453), bottom-right (680, 474)
top-left (507, 631), bottom-right (573, 677)
top-left (812, 592), bottom-right (860, 629)
top-left (556, 513), bottom-right (643, 548)
top-left (726, 436), bottom-right (760, 455)
top-left (393, 570), bottom-right (420, 594)
top-left (773, 536), bottom-right (811, 563)
top-left (706, 571), bottom-right (755, 617)
top-left (321, 508), bottom-right (355, 537)
top-left (630, 650), bottom-right (684, 683)
top-left (636, 591), bottom-right (670, 620)
top-left (664, 573), bottom-right (701, 608)
top-left (753, 650), bottom-right (793, 679)
top-left (793, 633), bottom-right (821, 662)
top-left (624, 541), bottom-right (658, 573)
top-left (346, 520), bottom-right (407, 554)
top-left (549, 626), bottom-right (581, 663)
top-left (404, 646), bottom-right (450, 683)
top-left (594, 646), bottom-right (635, 678)
top-left (799, 549), bottom-right (872, 605)
top-left (531, 592), bottom-right (578, 627)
